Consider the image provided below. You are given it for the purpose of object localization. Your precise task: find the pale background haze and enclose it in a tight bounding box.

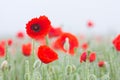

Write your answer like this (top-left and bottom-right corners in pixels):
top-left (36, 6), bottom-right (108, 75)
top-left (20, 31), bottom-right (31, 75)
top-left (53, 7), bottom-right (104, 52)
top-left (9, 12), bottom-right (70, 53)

top-left (0, 0), bottom-right (120, 37)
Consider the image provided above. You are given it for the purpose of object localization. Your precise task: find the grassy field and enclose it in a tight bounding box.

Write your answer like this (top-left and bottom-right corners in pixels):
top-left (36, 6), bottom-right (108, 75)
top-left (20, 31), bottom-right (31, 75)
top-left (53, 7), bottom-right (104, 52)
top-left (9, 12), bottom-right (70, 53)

top-left (0, 33), bottom-right (120, 80)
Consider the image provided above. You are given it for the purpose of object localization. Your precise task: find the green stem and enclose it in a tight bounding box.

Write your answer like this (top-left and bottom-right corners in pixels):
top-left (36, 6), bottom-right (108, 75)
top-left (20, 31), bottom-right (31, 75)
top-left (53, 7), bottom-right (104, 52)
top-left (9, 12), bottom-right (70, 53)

top-left (5, 43), bottom-right (8, 61)
top-left (14, 60), bottom-right (18, 80)
top-left (32, 39), bottom-right (35, 60)
top-left (45, 35), bottom-right (49, 46)
top-left (3, 70), bottom-right (8, 80)
top-left (86, 60), bottom-right (90, 80)
top-left (24, 60), bottom-right (30, 80)
top-left (3, 43), bottom-right (9, 80)
top-left (31, 39), bottom-right (35, 72)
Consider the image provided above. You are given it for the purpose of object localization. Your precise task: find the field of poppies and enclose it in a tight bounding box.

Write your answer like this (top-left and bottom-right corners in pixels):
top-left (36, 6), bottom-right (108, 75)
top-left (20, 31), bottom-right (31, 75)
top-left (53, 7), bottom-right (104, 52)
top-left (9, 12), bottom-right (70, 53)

top-left (0, 15), bottom-right (120, 80)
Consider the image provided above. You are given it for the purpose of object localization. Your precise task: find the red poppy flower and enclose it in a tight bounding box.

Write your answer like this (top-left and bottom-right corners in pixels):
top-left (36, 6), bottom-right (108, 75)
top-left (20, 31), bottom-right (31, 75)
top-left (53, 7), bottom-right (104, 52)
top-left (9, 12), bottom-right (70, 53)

top-left (37, 45), bottom-right (58, 64)
top-left (26, 15), bottom-right (51, 39)
top-left (87, 20), bottom-right (94, 28)
top-left (7, 39), bottom-right (13, 46)
top-left (0, 44), bottom-right (5, 57)
top-left (81, 42), bottom-right (88, 50)
top-left (98, 61), bottom-right (105, 67)
top-left (80, 51), bottom-right (96, 63)
top-left (0, 40), bottom-right (6, 46)
top-left (113, 34), bottom-right (120, 51)
top-left (80, 52), bottom-right (87, 63)
top-left (16, 31), bottom-right (24, 39)
top-left (89, 52), bottom-right (96, 62)
top-left (53, 33), bottom-right (79, 55)
top-left (48, 26), bottom-right (63, 38)
top-left (22, 43), bottom-right (32, 56)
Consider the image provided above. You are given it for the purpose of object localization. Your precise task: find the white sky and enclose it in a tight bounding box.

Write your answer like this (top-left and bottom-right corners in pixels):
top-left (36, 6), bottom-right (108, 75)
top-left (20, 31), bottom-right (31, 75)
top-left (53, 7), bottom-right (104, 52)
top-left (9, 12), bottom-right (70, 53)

top-left (0, 0), bottom-right (120, 36)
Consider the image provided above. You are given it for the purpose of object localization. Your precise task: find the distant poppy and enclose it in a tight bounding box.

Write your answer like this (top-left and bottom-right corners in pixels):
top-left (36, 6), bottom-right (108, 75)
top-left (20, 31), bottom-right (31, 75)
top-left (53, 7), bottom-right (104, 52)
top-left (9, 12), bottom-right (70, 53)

top-left (53, 33), bottom-right (79, 55)
top-left (26, 16), bottom-right (51, 39)
top-left (0, 44), bottom-right (5, 57)
top-left (81, 42), bottom-right (88, 50)
top-left (89, 52), bottom-right (96, 62)
top-left (80, 51), bottom-right (96, 63)
top-left (16, 31), bottom-right (24, 39)
top-left (22, 43), bottom-right (32, 56)
top-left (7, 39), bottom-right (13, 46)
top-left (113, 34), bottom-right (120, 51)
top-left (80, 52), bottom-right (87, 63)
top-left (0, 40), bottom-right (6, 46)
top-left (37, 45), bottom-right (58, 64)
top-left (98, 61), bottom-right (105, 67)
top-left (48, 26), bottom-right (63, 38)
top-left (87, 20), bottom-right (94, 28)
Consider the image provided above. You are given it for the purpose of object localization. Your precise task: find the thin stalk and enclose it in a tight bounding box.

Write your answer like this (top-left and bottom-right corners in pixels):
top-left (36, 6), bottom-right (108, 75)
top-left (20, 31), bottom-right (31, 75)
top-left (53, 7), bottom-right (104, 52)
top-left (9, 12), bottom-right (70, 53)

top-left (31, 39), bottom-right (35, 73)
top-left (45, 35), bottom-right (49, 46)
top-left (24, 60), bottom-right (30, 80)
top-left (86, 60), bottom-right (90, 80)
top-left (32, 39), bottom-right (35, 61)
top-left (14, 60), bottom-right (18, 80)
top-left (3, 43), bottom-right (9, 80)
top-left (5, 43), bottom-right (8, 61)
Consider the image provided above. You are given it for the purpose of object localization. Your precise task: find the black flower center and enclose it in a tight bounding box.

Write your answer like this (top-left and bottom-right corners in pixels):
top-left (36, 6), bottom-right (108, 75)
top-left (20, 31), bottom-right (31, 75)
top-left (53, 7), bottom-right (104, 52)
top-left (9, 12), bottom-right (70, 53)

top-left (31, 24), bottom-right (40, 32)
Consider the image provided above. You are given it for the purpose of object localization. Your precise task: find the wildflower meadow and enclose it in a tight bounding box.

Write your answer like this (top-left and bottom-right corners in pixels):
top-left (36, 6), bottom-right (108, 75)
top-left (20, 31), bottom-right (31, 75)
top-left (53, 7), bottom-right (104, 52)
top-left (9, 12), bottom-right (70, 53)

top-left (0, 15), bottom-right (120, 80)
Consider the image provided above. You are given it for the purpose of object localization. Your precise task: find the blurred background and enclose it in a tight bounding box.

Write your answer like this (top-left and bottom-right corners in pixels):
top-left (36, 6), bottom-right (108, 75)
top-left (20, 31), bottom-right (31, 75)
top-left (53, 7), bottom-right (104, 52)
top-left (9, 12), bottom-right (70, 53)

top-left (0, 0), bottom-right (120, 37)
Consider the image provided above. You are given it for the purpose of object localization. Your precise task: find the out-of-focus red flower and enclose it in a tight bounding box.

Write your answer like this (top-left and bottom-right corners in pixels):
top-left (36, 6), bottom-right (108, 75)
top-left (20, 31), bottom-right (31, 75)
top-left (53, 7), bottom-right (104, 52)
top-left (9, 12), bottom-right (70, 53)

top-left (37, 45), bottom-right (58, 64)
top-left (7, 39), bottom-right (13, 46)
top-left (22, 43), bottom-right (32, 56)
top-left (16, 31), bottom-right (24, 39)
top-left (79, 34), bottom-right (85, 40)
top-left (98, 61), bottom-right (105, 67)
top-left (48, 26), bottom-right (63, 38)
top-left (89, 52), bottom-right (96, 62)
top-left (80, 52), bottom-right (87, 63)
top-left (113, 34), bottom-right (120, 51)
top-left (0, 44), bottom-right (5, 57)
top-left (81, 42), bottom-right (88, 50)
top-left (26, 15), bottom-right (51, 40)
top-left (80, 51), bottom-right (96, 63)
top-left (0, 40), bottom-right (6, 46)
top-left (87, 20), bottom-right (94, 28)
top-left (53, 33), bottom-right (79, 55)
